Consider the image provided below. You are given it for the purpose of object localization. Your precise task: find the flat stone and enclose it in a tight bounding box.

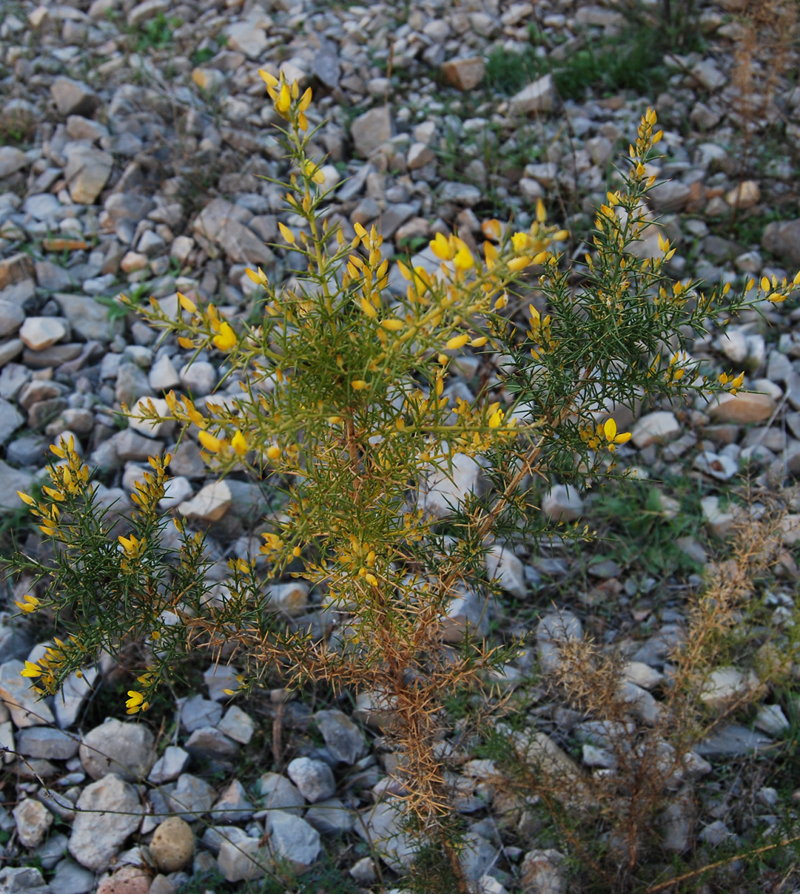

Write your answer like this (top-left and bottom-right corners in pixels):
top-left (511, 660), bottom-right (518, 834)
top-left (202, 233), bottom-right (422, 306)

top-left (632, 411), bottom-right (681, 448)
top-left (0, 867), bottom-right (49, 894)
top-left (68, 774), bottom-right (143, 871)
top-left (19, 317), bottom-right (68, 351)
top-left (707, 391), bottom-right (777, 424)
top-left (542, 484), bottom-right (583, 521)
top-left (55, 293), bottom-right (119, 342)
top-left (178, 481), bottom-right (232, 522)
top-left (0, 398), bottom-right (23, 445)
top-left (180, 694), bottom-right (222, 732)
top-left (355, 799), bottom-right (416, 872)
top-left (217, 705), bottom-right (254, 744)
top-left (350, 107), bottom-right (392, 157)
top-left (762, 218), bottom-right (800, 267)
top-left (168, 773), bottom-right (216, 820)
top-left (485, 544), bottom-right (526, 597)
top-left (184, 726), bottom-right (239, 762)
top-left (304, 797), bottom-right (356, 834)
top-left (699, 667), bottom-right (760, 710)
top-left (64, 144), bottom-right (113, 204)
top-left (218, 836), bottom-right (269, 882)
top-left (510, 74), bottom-right (555, 116)
top-left (696, 724), bottom-right (772, 758)
top-left (193, 198), bottom-right (273, 266)
top-left (17, 726), bottom-right (78, 760)
top-left (211, 779), bottom-right (254, 823)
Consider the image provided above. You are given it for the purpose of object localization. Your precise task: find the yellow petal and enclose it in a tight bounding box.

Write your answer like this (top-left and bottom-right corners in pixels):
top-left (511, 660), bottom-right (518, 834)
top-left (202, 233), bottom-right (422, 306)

top-left (445, 334), bottom-right (469, 351)
top-left (603, 418), bottom-right (617, 441)
top-left (212, 321), bottom-right (236, 352)
top-left (198, 430), bottom-right (224, 453)
top-left (177, 292), bottom-right (197, 313)
top-left (231, 430), bottom-right (248, 456)
top-left (278, 221), bottom-right (296, 244)
top-left (351, 379), bottom-right (368, 391)
top-left (380, 318), bottom-right (404, 332)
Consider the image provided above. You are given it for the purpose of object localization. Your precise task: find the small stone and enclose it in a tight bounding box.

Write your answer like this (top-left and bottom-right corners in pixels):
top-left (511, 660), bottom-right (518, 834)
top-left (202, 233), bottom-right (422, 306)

top-left (185, 727), bottom-right (239, 762)
top-left (150, 816), bottom-right (194, 872)
top-left (203, 664), bottom-right (240, 701)
top-left (304, 797), bottom-right (356, 834)
top-left (754, 704), bottom-right (789, 736)
top-left (168, 773), bottom-right (216, 820)
top-left (419, 452), bottom-right (482, 518)
top-left (0, 146), bottom-right (29, 178)
top-left (17, 726), bottom-right (79, 760)
top-left (178, 481), bottom-right (232, 522)
top-left (691, 58), bottom-right (726, 91)
top-left (536, 611), bottom-right (583, 675)
top-left (355, 799), bottom-right (416, 872)
top-left (621, 662), bottom-right (663, 690)
top-left (509, 74), bottom-right (555, 116)
top-left (287, 756), bottom-right (336, 803)
top-left (79, 718), bottom-right (156, 781)
top-left (217, 705), bottom-right (254, 745)
top-left (762, 219), bottom-right (800, 267)
top-left (50, 859), bottom-right (95, 894)
top-left (259, 771), bottom-right (305, 815)
top-left (707, 391), bottom-right (777, 424)
top-left (69, 774), bottom-right (143, 871)
top-left (211, 779), bottom-right (254, 823)
top-left (148, 746), bottom-right (190, 784)
top-left (693, 450), bottom-right (739, 481)
top-left (180, 695), bottom-right (222, 733)
top-left (19, 317), bottom-right (68, 351)
top-left (351, 107), bottom-right (392, 157)
top-left (442, 589), bottom-right (489, 643)
top-left (696, 724), bottom-right (772, 758)
top-left (0, 867), bottom-right (49, 894)
top-left (127, 0), bottom-right (168, 27)
top-left (0, 398), bottom-right (23, 444)
top-left (649, 180), bottom-right (692, 212)
top-left (217, 836), bottom-right (269, 882)
top-left (148, 355), bottom-right (180, 391)
top-left (226, 21), bottom-right (268, 58)
top-left (631, 411), bottom-right (681, 448)
top-left (441, 57), bottom-right (485, 91)
top-left (439, 181), bottom-right (482, 206)
top-left (407, 142), bottom-right (435, 170)
top-left (51, 77), bottom-right (99, 116)
top-left (725, 180), bottom-right (760, 210)
top-left (178, 361), bottom-right (216, 395)
top-left (542, 484), bottom-right (583, 521)
top-left (485, 544), bottom-right (526, 597)
top-left (65, 144), bottom-right (113, 204)
top-left (13, 798), bottom-right (53, 848)
top-left (193, 198), bottom-right (273, 266)
top-left (314, 709), bottom-right (365, 764)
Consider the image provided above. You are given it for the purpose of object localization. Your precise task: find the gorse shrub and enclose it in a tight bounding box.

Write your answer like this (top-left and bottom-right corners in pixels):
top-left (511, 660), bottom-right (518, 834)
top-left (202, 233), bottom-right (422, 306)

top-left (6, 74), bottom-right (800, 886)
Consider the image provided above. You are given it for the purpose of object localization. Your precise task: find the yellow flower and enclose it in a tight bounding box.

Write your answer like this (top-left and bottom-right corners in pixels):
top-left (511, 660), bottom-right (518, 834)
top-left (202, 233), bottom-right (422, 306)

top-left (600, 418), bottom-right (632, 451)
top-left (117, 533), bottom-right (144, 558)
top-left (231, 430), bottom-right (248, 457)
top-left (177, 292), bottom-right (197, 313)
top-left (430, 232), bottom-right (454, 261)
top-left (14, 594), bottom-right (40, 614)
top-left (198, 430), bottom-right (225, 453)
top-left (380, 318), bottom-right (404, 332)
top-left (212, 321), bottom-right (236, 352)
top-left (351, 379), bottom-right (368, 391)
top-left (20, 660), bottom-right (42, 678)
top-left (125, 691), bottom-right (149, 714)
top-left (266, 445), bottom-right (281, 461)
top-left (445, 334), bottom-right (469, 351)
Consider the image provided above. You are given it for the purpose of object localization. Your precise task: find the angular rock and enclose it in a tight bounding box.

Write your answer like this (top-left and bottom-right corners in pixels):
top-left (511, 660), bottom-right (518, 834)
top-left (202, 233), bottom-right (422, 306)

top-left (631, 411), bottom-right (681, 448)
top-left (419, 452), bottom-right (482, 518)
top-left (0, 146), bottom-right (29, 178)
top-left (211, 779), bottom-right (254, 823)
top-left (536, 611), bottom-right (583, 675)
top-left (510, 74), bottom-right (555, 116)
top-left (19, 317), bottom-right (68, 351)
top-left (13, 798), bottom-right (53, 848)
top-left (193, 198), bottom-right (273, 266)
top-left (355, 799), bottom-right (416, 872)
top-left (168, 773), bottom-right (216, 820)
top-left (762, 218), bottom-right (800, 267)
top-left (485, 544), bottom-right (526, 598)
top-left (304, 797), bottom-right (356, 834)
top-left (178, 481), bottom-right (232, 522)
top-left (350, 107), bottom-right (392, 157)
top-left (266, 811), bottom-right (321, 873)
top-left (17, 726), bottom-right (78, 760)
top-left (79, 718), bottom-right (156, 781)
top-left (55, 293), bottom-right (119, 342)
top-left (707, 391), bottom-right (777, 424)
top-left (441, 57), bottom-right (485, 91)
top-left (68, 774), bottom-right (142, 871)
top-left (64, 144), bottom-right (113, 204)
top-left (314, 709), bottom-right (365, 764)
top-left (286, 756), bottom-right (336, 803)
top-left (217, 705), bottom-right (254, 745)
top-left (542, 484), bottom-right (583, 522)
top-left (148, 745), bottom-right (190, 784)
top-left (218, 836), bottom-right (270, 882)
top-left (226, 21), bottom-right (268, 59)
top-left (258, 771), bottom-right (305, 815)
top-left (51, 77), bottom-right (99, 116)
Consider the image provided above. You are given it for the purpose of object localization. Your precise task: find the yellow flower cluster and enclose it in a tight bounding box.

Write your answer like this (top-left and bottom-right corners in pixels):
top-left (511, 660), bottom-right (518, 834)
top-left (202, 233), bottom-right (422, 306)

top-left (581, 418), bottom-right (632, 452)
top-left (17, 436), bottom-right (90, 540)
top-left (20, 637), bottom-right (75, 695)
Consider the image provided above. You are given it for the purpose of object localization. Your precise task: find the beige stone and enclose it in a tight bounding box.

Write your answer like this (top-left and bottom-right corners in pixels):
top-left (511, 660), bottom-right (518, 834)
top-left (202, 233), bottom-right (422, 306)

top-left (441, 57), bottom-right (485, 91)
top-left (178, 480), bottom-right (232, 522)
top-left (19, 317), bottom-right (68, 351)
top-left (707, 391), bottom-right (777, 424)
top-left (150, 816), bottom-right (194, 872)
top-left (725, 180), bottom-right (760, 210)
